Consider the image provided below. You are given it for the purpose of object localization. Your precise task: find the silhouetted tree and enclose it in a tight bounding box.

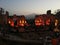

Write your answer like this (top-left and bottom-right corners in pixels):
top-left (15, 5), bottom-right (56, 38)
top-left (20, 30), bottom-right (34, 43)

top-left (55, 9), bottom-right (60, 18)
top-left (0, 7), bottom-right (4, 15)
top-left (47, 10), bottom-right (51, 15)
top-left (5, 11), bottom-right (9, 16)
top-left (0, 8), bottom-right (4, 25)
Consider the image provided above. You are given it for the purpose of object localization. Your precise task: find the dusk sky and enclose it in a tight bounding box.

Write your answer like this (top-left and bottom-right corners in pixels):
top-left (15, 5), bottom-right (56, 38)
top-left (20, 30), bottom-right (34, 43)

top-left (0, 0), bottom-right (60, 15)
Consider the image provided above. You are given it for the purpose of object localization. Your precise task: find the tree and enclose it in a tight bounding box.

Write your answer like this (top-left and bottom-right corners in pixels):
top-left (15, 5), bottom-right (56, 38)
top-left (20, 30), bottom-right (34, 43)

top-left (0, 7), bottom-right (4, 15)
top-left (47, 10), bottom-right (51, 15)
top-left (5, 11), bottom-right (9, 16)
top-left (55, 9), bottom-right (60, 18)
top-left (0, 8), bottom-right (4, 24)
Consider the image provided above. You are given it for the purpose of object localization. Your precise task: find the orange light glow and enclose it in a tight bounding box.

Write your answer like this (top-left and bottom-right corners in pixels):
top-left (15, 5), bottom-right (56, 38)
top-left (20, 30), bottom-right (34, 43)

top-left (8, 19), bottom-right (14, 27)
top-left (20, 23), bottom-right (24, 26)
top-left (39, 19), bottom-right (42, 22)
top-left (35, 20), bottom-right (39, 23)
top-left (25, 21), bottom-right (27, 23)
top-left (35, 18), bottom-right (44, 26)
top-left (11, 23), bottom-right (14, 27)
top-left (19, 20), bottom-right (25, 26)
top-left (8, 20), bottom-right (11, 24)
top-left (46, 19), bottom-right (50, 25)
top-left (55, 19), bottom-right (58, 26)
top-left (22, 20), bottom-right (24, 23)
top-left (35, 23), bottom-right (41, 26)
top-left (19, 20), bottom-right (21, 23)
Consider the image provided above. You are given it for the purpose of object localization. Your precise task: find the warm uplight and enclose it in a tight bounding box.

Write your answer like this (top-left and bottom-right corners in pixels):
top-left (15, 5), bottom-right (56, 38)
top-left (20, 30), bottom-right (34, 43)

top-left (25, 21), bottom-right (27, 23)
top-left (40, 19), bottom-right (42, 22)
top-left (8, 20), bottom-right (11, 24)
top-left (19, 20), bottom-right (25, 26)
top-left (20, 23), bottom-right (24, 26)
top-left (11, 23), bottom-right (14, 27)
top-left (35, 18), bottom-right (44, 26)
top-left (19, 20), bottom-right (21, 23)
top-left (8, 19), bottom-right (14, 27)
top-left (19, 20), bottom-right (26, 24)
top-left (18, 18), bottom-right (27, 27)
top-left (35, 23), bottom-right (41, 26)
top-left (22, 20), bottom-right (24, 23)
top-left (46, 19), bottom-right (50, 25)
top-left (35, 20), bottom-right (39, 23)
top-left (55, 19), bottom-right (58, 26)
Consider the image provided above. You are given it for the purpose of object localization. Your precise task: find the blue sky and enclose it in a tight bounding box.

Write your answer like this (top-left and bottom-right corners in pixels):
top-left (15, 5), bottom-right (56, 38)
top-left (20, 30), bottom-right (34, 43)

top-left (0, 0), bottom-right (60, 15)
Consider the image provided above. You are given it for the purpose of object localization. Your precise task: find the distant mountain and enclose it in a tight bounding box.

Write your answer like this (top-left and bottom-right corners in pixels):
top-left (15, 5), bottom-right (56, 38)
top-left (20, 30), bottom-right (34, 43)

top-left (25, 13), bottom-right (37, 19)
